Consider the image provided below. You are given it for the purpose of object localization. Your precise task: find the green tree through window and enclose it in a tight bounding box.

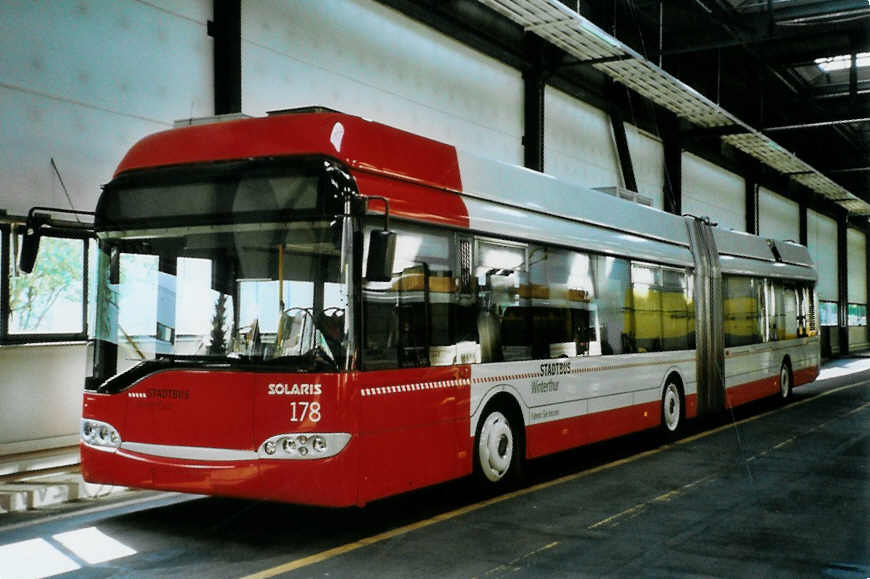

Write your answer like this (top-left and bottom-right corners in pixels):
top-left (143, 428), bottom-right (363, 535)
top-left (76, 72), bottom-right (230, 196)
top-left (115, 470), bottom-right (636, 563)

top-left (9, 236), bottom-right (85, 334)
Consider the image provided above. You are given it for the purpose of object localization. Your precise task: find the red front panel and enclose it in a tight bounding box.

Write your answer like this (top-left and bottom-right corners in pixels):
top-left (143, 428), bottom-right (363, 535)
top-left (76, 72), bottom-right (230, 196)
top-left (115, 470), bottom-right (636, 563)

top-left (81, 370), bottom-right (361, 506)
top-left (249, 373), bottom-right (355, 449)
top-left (119, 370), bottom-right (255, 450)
top-left (81, 365), bottom-right (477, 506)
top-left (250, 372), bottom-right (359, 504)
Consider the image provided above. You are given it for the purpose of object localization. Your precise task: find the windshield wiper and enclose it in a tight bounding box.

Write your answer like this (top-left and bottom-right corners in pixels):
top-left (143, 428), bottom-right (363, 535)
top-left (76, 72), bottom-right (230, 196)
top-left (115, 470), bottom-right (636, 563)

top-left (155, 353), bottom-right (239, 366)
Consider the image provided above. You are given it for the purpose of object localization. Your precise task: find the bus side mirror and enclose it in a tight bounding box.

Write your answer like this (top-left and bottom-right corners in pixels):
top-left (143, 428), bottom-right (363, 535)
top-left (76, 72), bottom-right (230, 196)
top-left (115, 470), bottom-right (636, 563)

top-left (366, 229), bottom-right (396, 282)
top-left (18, 212), bottom-right (48, 274)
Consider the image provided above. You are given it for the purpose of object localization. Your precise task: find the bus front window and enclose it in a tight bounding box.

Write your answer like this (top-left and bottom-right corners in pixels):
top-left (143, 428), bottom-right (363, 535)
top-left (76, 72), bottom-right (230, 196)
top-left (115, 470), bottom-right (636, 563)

top-left (93, 218), bottom-right (353, 378)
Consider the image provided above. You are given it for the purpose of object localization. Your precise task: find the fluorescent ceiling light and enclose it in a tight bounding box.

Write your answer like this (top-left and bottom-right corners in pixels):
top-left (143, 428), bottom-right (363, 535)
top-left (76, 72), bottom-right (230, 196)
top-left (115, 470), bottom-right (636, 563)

top-left (815, 52), bottom-right (870, 72)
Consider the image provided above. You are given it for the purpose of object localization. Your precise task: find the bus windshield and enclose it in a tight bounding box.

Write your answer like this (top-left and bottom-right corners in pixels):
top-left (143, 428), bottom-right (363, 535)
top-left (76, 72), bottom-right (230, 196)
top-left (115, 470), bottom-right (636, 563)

top-left (91, 163), bottom-right (356, 381)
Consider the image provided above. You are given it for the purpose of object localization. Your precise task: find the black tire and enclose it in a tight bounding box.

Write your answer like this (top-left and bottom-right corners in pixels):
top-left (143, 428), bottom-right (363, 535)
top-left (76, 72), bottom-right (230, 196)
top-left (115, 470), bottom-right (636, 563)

top-left (474, 402), bottom-right (524, 488)
top-left (661, 379), bottom-right (684, 440)
top-left (779, 360), bottom-right (793, 402)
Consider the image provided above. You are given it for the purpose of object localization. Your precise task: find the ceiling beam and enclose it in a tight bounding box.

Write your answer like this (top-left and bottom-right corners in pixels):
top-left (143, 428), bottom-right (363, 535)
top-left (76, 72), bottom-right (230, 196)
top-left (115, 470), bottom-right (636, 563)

top-left (764, 117), bottom-right (870, 132)
top-left (773, 1), bottom-right (870, 25)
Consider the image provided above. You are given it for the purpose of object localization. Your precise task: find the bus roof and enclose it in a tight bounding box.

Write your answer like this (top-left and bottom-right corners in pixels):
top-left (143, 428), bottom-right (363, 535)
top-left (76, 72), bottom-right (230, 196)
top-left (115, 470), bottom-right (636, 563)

top-left (113, 108), bottom-right (813, 275)
top-left (115, 110), bottom-right (463, 192)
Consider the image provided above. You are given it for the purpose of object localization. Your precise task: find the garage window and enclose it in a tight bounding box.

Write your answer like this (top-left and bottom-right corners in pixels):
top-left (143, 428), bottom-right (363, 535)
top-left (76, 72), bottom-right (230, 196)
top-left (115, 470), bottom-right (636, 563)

top-left (1, 226), bottom-right (90, 343)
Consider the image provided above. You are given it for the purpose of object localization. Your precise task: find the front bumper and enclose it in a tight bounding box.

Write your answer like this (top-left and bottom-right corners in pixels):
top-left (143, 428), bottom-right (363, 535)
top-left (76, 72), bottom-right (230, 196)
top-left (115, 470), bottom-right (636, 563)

top-left (80, 437), bottom-right (359, 507)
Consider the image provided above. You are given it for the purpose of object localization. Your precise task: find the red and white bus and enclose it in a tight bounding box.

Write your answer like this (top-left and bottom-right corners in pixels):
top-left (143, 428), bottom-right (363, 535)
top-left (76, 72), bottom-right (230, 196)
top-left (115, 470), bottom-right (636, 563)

top-left (46, 108), bottom-right (817, 506)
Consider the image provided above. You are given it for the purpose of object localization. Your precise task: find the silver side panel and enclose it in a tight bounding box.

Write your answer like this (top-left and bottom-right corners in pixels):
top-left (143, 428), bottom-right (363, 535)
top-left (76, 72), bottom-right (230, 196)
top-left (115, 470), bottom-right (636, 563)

top-left (686, 218), bottom-right (725, 416)
top-left (772, 240), bottom-right (814, 267)
top-left (719, 256), bottom-right (817, 281)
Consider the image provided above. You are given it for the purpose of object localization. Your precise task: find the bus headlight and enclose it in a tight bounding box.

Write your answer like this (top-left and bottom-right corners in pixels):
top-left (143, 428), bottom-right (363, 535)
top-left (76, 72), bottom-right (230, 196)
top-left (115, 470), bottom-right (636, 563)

top-left (81, 419), bottom-right (122, 450)
top-left (258, 433), bottom-right (350, 460)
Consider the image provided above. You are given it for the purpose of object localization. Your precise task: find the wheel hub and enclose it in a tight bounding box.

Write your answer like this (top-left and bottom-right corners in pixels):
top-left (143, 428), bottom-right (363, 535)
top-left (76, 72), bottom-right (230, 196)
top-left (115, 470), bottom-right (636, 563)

top-left (664, 384), bottom-right (681, 432)
top-left (479, 411), bottom-right (514, 482)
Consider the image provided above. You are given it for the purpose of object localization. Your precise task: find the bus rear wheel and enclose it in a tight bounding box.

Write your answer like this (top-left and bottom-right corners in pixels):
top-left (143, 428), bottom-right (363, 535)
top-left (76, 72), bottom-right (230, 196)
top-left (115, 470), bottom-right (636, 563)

top-left (475, 405), bottom-right (523, 488)
top-left (661, 380), bottom-right (683, 439)
top-left (779, 361), bottom-right (792, 401)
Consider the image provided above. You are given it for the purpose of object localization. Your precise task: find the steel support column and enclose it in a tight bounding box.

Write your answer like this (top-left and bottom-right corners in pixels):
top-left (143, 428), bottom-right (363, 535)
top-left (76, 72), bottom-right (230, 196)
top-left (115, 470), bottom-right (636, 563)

top-left (661, 111), bottom-right (681, 215)
top-left (523, 71), bottom-right (545, 172)
top-left (523, 36), bottom-right (546, 172)
top-left (838, 211), bottom-right (849, 356)
top-left (210, 0), bottom-right (241, 115)
top-left (609, 85), bottom-right (637, 193)
top-left (866, 230), bottom-right (870, 349)
top-left (799, 202), bottom-right (808, 246)
top-left (745, 178), bottom-right (759, 235)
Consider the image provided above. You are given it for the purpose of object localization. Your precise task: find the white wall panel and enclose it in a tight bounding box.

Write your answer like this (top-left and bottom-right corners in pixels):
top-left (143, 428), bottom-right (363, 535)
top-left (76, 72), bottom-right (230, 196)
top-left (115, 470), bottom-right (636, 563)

top-left (759, 187), bottom-right (799, 241)
top-left (849, 326), bottom-right (867, 350)
top-left (847, 228), bottom-right (867, 304)
top-left (0, 0), bottom-right (212, 455)
top-left (681, 152), bottom-right (745, 232)
top-left (241, 0), bottom-right (523, 165)
top-left (807, 210), bottom-right (838, 301)
top-left (625, 124), bottom-right (664, 209)
top-left (0, 0), bottom-right (213, 215)
top-left (0, 344), bottom-right (86, 452)
top-left (543, 87), bottom-right (620, 190)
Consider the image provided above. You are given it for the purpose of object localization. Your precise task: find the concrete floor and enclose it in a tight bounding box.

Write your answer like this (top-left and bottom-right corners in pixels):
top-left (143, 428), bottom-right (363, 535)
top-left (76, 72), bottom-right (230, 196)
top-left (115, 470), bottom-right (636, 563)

top-left (0, 361), bottom-right (867, 578)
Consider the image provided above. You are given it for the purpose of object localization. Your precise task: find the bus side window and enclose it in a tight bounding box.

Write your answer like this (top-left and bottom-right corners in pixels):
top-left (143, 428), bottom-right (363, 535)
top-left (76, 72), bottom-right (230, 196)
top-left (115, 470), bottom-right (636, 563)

top-left (475, 239), bottom-right (529, 363)
top-left (529, 247), bottom-right (599, 358)
top-left (362, 274), bottom-right (399, 370)
top-left (723, 275), bottom-right (764, 347)
top-left (661, 267), bottom-right (693, 351)
top-left (631, 262), bottom-right (662, 353)
top-left (782, 283), bottom-right (799, 339)
top-left (594, 256), bottom-right (633, 355)
top-left (362, 224), bottom-right (455, 370)
top-left (769, 281), bottom-right (784, 341)
top-left (396, 264), bottom-right (430, 367)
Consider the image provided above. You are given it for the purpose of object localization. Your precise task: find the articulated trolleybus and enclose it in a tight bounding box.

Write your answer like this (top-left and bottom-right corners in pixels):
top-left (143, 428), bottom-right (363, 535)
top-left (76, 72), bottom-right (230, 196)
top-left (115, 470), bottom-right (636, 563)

top-left (34, 108), bottom-right (819, 506)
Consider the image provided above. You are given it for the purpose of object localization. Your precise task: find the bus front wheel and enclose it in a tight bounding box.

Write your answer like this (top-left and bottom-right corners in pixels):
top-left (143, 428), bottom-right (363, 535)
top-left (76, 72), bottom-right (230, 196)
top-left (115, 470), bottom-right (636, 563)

top-left (475, 404), bottom-right (523, 487)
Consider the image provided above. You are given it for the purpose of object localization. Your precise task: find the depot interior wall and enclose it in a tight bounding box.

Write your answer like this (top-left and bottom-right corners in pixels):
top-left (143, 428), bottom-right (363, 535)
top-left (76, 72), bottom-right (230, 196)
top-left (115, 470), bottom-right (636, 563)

top-left (681, 152), bottom-right (745, 232)
top-left (0, 0), bottom-right (213, 216)
top-left (543, 86), bottom-right (620, 193)
top-left (0, 0), bottom-right (213, 455)
top-left (807, 210), bottom-right (838, 301)
top-left (847, 228), bottom-right (867, 304)
top-left (0, 344), bottom-right (87, 454)
top-left (759, 187), bottom-right (799, 242)
top-left (847, 228), bottom-right (868, 350)
top-left (240, 0), bottom-right (524, 165)
top-left (807, 209), bottom-right (840, 352)
top-left (625, 124), bottom-right (664, 209)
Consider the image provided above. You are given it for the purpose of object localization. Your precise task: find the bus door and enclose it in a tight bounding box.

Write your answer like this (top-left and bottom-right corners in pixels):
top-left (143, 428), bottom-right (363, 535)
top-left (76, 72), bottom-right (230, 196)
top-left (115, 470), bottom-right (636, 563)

top-left (358, 226), bottom-right (466, 503)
